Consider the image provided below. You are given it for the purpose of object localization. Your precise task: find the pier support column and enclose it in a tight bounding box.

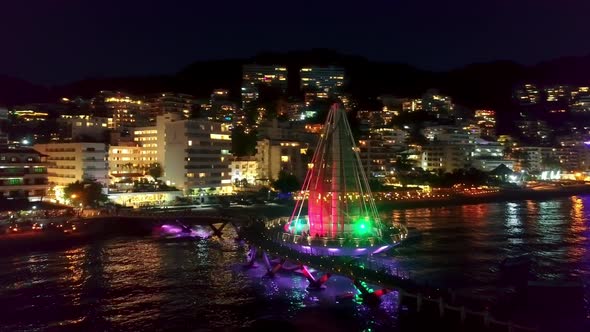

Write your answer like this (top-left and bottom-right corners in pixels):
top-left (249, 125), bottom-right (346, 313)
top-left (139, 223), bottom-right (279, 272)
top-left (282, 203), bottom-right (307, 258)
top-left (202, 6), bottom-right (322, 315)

top-left (460, 306), bottom-right (466, 323)
top-left (210, 221), bottom-right (228, 238)
top-left (262, 251), bottom-right (284, 277)
top-left (245, 247), bottom-right (257, 267)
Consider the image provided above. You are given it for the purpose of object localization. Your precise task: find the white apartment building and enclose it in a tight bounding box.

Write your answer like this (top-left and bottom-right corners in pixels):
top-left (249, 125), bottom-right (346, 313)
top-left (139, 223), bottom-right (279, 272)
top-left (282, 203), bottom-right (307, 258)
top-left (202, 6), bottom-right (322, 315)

top-left (108, 144), bottom-right (145, 180)
top-left (0, 148), bottom-right (49, 199)
top-left (164, 119), bottom-right (232, 194)
top-left (470, 140), bottom-right (513, 171)
top-left (421, 143), bottom-right (472, 173)
top-left (133, 113), bottom-right (232, 194)
top-left (133, 113), bottom-right (182, 168)
top-left (34, 142), bottom-right (108, 187)
top-left (514, 147), bottom-right (557, 172)
top-left (255, 138), bottom-right (309, 183)
top-left (230, 157), bottom-right (259, 186)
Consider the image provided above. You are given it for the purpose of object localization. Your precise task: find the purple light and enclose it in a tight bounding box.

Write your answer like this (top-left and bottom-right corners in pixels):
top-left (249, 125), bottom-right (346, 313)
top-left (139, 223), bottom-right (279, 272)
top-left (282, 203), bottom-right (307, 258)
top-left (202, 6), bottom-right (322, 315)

top-left (355, 248), bottom-right (367, 252)
top-left (302, 246), bottom-right (311, 250)
top-left (157, 224), bottom-right (211, 239)
top-left (584, 141), bottom-right (590, 146)
top-left (160, 224), bottom-right (182, 234)
top-left (328, 248), bottom-right (340, 252)
top-left (372, 245), bottom-right (390, 255)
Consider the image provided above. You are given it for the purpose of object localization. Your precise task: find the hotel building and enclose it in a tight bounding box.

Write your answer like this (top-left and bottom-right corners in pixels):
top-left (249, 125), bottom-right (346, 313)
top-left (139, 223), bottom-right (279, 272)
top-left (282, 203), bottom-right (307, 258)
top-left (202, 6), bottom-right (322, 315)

top-left (0, 148), bottom-right (49, 200)
top-left (33, 142), bottom-right (109, 187)
top-left (133, 113), bottom-right (232, 194)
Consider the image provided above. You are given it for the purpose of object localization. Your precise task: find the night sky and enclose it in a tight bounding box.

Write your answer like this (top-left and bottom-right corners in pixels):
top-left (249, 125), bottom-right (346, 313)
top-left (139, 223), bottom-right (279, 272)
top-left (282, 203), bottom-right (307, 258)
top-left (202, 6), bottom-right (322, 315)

top-left (2, 0), bottom-right (589, 84)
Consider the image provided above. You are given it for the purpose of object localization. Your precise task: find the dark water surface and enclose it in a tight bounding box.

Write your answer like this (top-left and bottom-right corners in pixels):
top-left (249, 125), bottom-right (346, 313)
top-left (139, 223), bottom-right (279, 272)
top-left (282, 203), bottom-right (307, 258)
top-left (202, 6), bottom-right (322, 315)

top-left (392, 196), bottom-right (590, 289)
top-left (1, 196), bottom-right (589, 331)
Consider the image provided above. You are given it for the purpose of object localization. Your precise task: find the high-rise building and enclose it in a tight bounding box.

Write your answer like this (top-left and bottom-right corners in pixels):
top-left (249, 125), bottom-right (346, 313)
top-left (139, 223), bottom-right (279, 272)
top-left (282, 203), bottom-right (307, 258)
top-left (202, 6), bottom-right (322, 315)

top-left (241, 65), bottom-right (288, 109)
top-left (134, 113), bottom-right (232, 194)
top-left (33, 142), bottom-right (109, 188)
top-left (474, 109), bottom-right (496, 138)
top-left (133, 113), bottom-right (181, 167)
top-left (164, 119), bottom-right (232, 194)
top-left (0, 147), bottom-right (49, 200)
top-left (300, 66), bottom-right (344, 104)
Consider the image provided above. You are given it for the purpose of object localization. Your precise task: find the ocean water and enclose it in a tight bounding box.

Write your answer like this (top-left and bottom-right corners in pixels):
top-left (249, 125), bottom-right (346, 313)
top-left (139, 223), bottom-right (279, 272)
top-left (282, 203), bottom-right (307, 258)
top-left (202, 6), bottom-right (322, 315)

top-left (0, 196), bottom-right (589, 331)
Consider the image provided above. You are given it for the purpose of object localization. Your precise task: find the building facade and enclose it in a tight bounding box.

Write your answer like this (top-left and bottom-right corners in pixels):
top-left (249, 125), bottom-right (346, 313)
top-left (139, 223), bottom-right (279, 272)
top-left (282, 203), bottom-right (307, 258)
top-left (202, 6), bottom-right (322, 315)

top-left (0, 148), bottom-right (49, 199)
top-left (91, 91), bottom-right (146, 130)
top-left (57, 115), bottom-right (113, 141)
top-left (359, 128), bottom-right (408, 178)
top-left (34, 142), bottom-right (109, 187)
top-left (146, 92), bottom-right (197, 123)
top-left (474, 110), bottom-right (496, 138)
top-left (421, 144), bottom-right (472, 173)
top-left (230, 157), bottom-right (259, 187)
top-left (108, 144), bottom-right (145, 184)
top-left (255, 138), bottom-right (309, 184)
top-left (241, 64), bottom-right (288, 109)
top-left (163, 118), bottom-right (232, 194)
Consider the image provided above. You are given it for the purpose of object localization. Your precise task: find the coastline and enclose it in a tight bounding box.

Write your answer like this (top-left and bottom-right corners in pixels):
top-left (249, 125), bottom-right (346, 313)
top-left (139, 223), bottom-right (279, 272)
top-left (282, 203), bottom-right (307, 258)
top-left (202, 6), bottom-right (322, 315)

top-left (2, 185), bottom-right (590, 255)
top-left (375, 185), bottom-right (590, 210)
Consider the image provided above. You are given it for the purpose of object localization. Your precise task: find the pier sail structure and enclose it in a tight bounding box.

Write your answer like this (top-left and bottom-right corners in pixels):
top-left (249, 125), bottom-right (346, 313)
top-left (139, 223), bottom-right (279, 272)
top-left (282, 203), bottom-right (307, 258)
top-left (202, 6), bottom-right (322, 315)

top-left (287, 103), bottom-right (384, 239)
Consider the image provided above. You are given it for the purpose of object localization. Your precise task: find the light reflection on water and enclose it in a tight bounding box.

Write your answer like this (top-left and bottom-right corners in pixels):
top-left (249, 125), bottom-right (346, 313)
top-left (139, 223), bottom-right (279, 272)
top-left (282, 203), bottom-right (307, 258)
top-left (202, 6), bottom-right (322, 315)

top-left (0, 196), bottom-right (588, 331)
top-left (387, 196), bottom-right (590, 293)
top-left (0, 228), bottom-right (399, 331)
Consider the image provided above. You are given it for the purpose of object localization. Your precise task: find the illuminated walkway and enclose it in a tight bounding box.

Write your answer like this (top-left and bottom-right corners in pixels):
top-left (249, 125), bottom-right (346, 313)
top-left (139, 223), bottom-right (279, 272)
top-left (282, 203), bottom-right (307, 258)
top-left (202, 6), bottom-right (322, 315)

top-left (241, 220), bottom-right (537, 332)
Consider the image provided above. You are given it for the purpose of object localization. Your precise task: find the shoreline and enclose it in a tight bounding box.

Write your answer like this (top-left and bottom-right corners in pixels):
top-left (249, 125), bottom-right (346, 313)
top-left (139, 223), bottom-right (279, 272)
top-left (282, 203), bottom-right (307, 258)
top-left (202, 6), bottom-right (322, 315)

top-left (1, 186), bottom-right (589, 255)
top-left (375, 185), bottom-right (590, 210)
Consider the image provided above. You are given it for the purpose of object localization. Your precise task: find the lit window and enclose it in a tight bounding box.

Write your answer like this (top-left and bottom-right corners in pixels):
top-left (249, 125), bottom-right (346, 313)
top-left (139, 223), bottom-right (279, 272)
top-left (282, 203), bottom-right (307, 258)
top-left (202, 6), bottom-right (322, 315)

top-left (281, 156), bottom-right (289, 162)
top-left (188, 140), bottom-right (192, 146)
